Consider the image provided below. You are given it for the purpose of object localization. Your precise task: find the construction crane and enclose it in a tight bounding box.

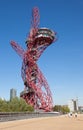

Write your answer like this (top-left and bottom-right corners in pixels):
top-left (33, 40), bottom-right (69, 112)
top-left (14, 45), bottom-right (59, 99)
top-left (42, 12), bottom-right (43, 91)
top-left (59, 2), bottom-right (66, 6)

top-left (10, 7), bottom-right (57, 112)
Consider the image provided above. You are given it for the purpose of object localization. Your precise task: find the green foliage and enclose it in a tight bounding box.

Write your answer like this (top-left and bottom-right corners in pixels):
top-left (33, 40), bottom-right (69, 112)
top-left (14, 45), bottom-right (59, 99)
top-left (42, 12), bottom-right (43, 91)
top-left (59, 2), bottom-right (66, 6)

top-left (53, 105), bottom-right (70, 114)
top-left (0, 97), bottom-right (34, 112)
top-left (53, 105), bottom-right (61, 112)
top-left (61, 106), bottom-right (70, 114)
top-left (0, 98), bottom-right (9, 112)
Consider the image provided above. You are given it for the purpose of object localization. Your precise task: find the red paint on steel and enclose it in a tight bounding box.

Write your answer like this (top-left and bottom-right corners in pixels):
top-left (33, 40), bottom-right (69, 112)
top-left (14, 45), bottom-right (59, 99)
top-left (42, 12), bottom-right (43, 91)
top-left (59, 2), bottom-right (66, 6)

top-left (10, 7), bottom-right (57, 112)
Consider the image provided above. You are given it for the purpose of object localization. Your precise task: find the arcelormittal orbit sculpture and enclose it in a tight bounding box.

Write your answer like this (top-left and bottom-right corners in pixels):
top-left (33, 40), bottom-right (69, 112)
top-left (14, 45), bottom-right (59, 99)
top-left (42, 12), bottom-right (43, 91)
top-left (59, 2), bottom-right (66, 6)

top-left (10, 7), bottom-right (57, 112)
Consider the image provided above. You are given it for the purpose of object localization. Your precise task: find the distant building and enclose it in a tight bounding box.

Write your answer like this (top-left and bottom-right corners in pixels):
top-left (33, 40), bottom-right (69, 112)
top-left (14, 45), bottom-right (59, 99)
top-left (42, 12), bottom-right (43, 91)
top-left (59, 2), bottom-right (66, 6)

top-left (68, 99), bottom-right (78, 112)
top-left (10, 88), bottom-right (17, 100)
top-left (78, 106), bottom-right (83, 113)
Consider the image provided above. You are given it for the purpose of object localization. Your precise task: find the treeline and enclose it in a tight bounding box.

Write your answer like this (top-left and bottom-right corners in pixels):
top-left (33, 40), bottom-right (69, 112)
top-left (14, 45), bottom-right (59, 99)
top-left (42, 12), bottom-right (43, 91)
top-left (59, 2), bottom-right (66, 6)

top-left (0, 97), bottom-right (34, 112)
top-left (0, 97), bottom-right (70, 113)
top-left (53, 105), bottom-right (70, 114)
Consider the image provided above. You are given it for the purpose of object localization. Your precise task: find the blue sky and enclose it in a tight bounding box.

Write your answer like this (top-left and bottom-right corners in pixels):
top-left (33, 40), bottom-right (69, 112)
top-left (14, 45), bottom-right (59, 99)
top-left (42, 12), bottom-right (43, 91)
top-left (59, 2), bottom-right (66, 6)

top-left (0, 0), bottom-right (83, 106)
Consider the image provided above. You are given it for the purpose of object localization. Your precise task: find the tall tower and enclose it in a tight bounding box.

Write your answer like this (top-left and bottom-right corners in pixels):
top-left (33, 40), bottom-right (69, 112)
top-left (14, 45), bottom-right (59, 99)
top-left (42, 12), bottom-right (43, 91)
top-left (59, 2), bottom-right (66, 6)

top-left (10, 88), bottom-right (17, 100)
top-left (10, 7), bottom-right (57, 111)
top-left (68, 99), bottom-right (78, 112)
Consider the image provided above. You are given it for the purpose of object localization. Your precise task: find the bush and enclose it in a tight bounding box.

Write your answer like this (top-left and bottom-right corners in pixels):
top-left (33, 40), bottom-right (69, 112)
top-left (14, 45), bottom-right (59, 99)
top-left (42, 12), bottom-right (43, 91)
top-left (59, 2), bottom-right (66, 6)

top-left (0, 97), bottom-right (34, 112)
top-left (53, 105), bottom-right (70, 114)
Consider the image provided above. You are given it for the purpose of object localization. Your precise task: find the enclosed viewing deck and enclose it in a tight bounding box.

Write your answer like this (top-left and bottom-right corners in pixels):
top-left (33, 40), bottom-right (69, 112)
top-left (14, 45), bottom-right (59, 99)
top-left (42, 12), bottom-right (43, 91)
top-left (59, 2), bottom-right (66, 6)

top-left (35, 28), bottom-right (55, 44)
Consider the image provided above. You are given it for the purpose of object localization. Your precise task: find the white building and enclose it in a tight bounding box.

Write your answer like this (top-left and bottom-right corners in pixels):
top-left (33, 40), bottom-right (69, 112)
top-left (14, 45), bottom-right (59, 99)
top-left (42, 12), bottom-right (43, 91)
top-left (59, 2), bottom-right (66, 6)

top-left (68, 99), bottom-right (78, 112)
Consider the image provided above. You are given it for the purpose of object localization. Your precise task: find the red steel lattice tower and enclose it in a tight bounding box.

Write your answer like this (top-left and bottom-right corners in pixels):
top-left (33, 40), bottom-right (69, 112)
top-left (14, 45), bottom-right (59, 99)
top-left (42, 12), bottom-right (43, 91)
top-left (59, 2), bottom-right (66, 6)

top-left (10, 7), bottom-right (57, 112)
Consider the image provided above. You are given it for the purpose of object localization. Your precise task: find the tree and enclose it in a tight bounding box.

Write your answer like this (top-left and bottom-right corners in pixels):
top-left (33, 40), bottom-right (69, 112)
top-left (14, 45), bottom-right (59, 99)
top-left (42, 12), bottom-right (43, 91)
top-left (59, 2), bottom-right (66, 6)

top-left (0, 97), bottom-right (34, 112)
top-left (0, 98), bottom-right (8, 112)
top-left (53, 105), bottom-right (62, 112)
top-left (61, 106), bottom-right (70, 114)
top-left (53, 105), bottom-right (70, 114)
